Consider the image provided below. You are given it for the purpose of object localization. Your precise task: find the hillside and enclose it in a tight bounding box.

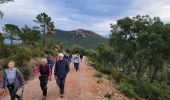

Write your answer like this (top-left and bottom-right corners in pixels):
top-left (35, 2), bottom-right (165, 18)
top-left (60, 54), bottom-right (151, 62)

top-left (53, 29), bottom-right (108, 48)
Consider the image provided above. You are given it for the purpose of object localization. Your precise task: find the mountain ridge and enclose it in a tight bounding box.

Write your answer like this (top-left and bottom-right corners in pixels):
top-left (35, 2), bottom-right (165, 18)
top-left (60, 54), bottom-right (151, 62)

top-left (53, 29), bottom-right (108, 48)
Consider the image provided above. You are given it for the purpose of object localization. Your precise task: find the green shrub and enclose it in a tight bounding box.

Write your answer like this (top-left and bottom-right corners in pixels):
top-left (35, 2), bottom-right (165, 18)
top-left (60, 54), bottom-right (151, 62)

top-left (44, 48), bottom-right (55, 55)
top-left (99, 67), bottom-right (112, 75)
top-left (23, 67), bottom-right (32, 80)
top-left (31, 47), bottom-right (45, 57)
top-left (86, 49), bottom-right (98, 58)
top-left (13, 48), bottom-right (31, 67)
top-left (0, 45), bottom-right (12, 58)
top-left (139, 81), bottom-right (170, 100)
top-left (119, 82), bottom-right (138, 98)
top-left (0, 58), bottom-right (10, 68)
top-left (94, 71), bottom-right (102, 78)
top-left (168, 71), bottom-right (170, 86)
top-left (111, 70), bottom-right (122, 83)
top-left (70, 45), bottom-right (86, 54)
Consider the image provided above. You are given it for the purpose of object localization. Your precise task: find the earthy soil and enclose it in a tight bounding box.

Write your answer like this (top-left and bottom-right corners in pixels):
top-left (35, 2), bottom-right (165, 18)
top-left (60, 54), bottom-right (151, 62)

top-left (0, 57), bottom-right (130, 100)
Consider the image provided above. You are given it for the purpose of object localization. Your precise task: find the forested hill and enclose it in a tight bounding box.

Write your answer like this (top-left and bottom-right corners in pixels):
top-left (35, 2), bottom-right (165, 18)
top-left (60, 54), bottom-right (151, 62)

top-left (53, 29), bottom-right (108, 48)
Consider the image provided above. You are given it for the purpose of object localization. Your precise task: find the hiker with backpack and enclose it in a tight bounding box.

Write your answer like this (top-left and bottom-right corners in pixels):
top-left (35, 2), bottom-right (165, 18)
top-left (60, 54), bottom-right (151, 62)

top-left (68, 53), bottom-right (72, 64)
top-left (36, 58), bottom-right (52, 100)
top-left (3, 61), bottom-right (25, 100)
top-left (47, 57), bottom-right (54, 80)
top-left (47, 56), bottom-right (54, 71)
top-left (54, 53), bottom-right (70, 98)
top-left (64, 52), bottom-right (69, 61)
top-left (73, 54), bottom-right (81, 71)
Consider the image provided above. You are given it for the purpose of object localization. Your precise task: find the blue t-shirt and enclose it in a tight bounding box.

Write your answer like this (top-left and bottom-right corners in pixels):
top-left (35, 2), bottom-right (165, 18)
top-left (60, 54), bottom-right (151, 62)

top-left (6, 69), bottom-right (16, 84)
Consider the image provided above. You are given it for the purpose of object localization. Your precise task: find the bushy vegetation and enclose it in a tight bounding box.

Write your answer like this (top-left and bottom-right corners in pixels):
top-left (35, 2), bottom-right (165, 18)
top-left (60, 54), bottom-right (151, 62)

top-left (0, 12), bottom-right (58, 79)
top-left (87, 15), bottom-right (170, 100)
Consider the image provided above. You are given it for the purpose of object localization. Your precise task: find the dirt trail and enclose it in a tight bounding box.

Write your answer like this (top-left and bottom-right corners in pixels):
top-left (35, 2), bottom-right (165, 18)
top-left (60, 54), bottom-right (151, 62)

top-left (1, 57), bottom-right (129, 100)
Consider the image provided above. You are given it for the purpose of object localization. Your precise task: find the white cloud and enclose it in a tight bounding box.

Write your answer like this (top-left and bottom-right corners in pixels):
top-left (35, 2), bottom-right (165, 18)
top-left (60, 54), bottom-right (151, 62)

top-left (124, 0), bottom-right (170, 22)
top-left (1, 0), bottom-right (170, 37)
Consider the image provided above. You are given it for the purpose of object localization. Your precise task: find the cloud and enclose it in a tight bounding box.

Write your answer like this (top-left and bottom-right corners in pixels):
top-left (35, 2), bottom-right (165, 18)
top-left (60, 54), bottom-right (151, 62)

top-left (0, 0), bottom-right (170, 37)
top-left (123, 0), bottom-right (170, 22)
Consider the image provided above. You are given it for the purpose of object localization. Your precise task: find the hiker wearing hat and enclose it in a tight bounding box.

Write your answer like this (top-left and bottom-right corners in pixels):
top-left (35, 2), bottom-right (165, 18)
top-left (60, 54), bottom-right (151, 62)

top-left (3, 61), bottom-right (25, 100)
top-left (36, 58), bottom-right (52, 100)
top-left (54, 53), bottom-right (70, 98)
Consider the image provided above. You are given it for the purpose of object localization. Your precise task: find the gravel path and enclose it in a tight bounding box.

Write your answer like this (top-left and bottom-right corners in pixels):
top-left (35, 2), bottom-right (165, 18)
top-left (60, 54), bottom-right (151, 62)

top-left (1, 57), bottom-right (130, 100)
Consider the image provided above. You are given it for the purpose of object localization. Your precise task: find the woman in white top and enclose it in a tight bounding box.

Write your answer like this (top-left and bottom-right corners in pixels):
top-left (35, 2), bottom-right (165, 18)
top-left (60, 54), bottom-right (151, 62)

top-left (73, 54), bottom-right (81, 71)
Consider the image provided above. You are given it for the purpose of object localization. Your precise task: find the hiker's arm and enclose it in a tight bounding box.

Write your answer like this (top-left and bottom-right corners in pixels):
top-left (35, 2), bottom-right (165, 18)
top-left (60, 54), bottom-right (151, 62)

top-left (17, 69), bottom-right (25, 86)
top-left (54, 61), bottom-right (58, 75)
top-left (66, 61), bottom-right (70, 73)
top-left (35, 65), bottom-right (41, 76)
top-left (54, 62), bottom-right (57, 80)
top-left (48, 65), bottom-right (52, 80)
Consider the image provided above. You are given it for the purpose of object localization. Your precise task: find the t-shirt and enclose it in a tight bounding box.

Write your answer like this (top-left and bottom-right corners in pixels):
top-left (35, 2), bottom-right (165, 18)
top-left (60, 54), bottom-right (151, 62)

top-left (7, 69), bottom-right (16, 84)
top-left (73, 55), bottom-right (80, 64)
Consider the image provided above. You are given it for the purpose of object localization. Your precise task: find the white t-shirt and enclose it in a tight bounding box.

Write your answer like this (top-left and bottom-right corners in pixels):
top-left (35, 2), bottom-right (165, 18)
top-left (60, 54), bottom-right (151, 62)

top-left (73, 55), bottom-right (80, 64)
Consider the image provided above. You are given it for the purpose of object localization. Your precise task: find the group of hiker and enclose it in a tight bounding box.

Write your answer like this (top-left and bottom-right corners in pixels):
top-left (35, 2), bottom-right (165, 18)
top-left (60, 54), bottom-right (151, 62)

top-left (0, 52), bottom-right (83, 100)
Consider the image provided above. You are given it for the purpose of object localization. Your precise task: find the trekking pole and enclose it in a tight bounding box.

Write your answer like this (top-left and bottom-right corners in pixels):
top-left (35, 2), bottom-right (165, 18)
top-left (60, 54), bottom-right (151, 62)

top-left (21, 87), bottom-right (24, 96)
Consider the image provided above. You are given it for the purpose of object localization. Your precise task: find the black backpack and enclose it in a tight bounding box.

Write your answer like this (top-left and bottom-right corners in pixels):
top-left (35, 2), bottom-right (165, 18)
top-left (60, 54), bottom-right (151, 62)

top-left (39, 64), bottom-right (50, 76)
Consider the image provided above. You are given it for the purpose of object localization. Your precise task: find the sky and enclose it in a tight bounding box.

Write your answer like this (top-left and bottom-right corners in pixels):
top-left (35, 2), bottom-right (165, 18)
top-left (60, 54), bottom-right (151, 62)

top-left (0, 0), bottom-right (170, 37)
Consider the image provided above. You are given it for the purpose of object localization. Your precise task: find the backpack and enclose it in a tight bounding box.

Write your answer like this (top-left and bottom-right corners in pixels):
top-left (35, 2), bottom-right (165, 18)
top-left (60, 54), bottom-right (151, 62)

top-left (39, 65), bottom-right (50, 76)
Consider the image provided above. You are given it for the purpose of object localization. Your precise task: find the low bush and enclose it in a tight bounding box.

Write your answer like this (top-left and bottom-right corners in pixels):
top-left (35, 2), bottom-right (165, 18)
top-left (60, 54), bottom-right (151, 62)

top-left (99, 67), bottom-right (112, 75)
top-left (94, 71), bottom-right (102, 78)
top-left (23, 67), bottom-right (32, 80)
top-left (31, 47), bottom-right (45, 57)
top-left (139, 81), bottom-right (170, 100)
top-left (12, 48), bottom-right (32, 67)
top-left (119, 82), bottom-right (138, 99)
top-left (0, 45), bottom-right (12, 58)
top-left (168, 71), bottom-right (170, 85)
top-left (44, 48), bottom-right (55, 55)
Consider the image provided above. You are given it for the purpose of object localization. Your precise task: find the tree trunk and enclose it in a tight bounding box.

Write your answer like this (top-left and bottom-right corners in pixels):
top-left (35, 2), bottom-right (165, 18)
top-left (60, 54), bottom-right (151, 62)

top-left (136, 65), bottom-right (141, 95)
top-left (150, 67), bottom-right (158, 82)
top-left (11, 39), bottom-right (13, 45)
top-left (43, 23), bottom-right (46, 48)
top-left (148, 66), bottom-right (152, 78)
top-left (127, 64), bottom-right (132, 75)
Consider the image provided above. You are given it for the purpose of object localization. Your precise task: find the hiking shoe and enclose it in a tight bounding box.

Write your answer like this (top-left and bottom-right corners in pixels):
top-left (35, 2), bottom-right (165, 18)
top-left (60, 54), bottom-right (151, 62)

top-left (60, 94), bottom-right (64, 98)
top-left (42, 95), bottom-right (46, 100)
top-left (18, 96), bottom-right (23, 100)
